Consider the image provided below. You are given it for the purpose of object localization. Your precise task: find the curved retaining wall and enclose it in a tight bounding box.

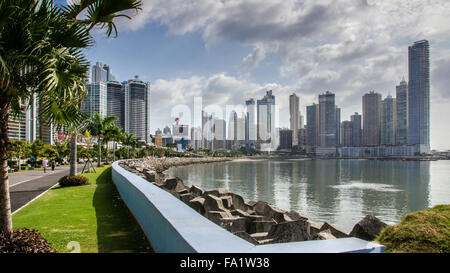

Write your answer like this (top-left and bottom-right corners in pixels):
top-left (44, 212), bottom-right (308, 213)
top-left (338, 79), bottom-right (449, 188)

top-left (111, 161), bottom-right (385, 253)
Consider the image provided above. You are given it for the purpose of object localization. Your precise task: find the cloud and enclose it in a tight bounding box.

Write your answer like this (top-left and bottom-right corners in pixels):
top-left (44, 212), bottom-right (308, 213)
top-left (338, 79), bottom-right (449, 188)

top-left (239, 46), bottom-right (266, 73)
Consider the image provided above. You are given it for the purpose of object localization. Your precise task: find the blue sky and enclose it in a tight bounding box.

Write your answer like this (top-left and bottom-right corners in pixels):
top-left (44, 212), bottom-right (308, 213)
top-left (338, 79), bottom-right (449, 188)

top-left (58, 0), bottom-right (450, 150)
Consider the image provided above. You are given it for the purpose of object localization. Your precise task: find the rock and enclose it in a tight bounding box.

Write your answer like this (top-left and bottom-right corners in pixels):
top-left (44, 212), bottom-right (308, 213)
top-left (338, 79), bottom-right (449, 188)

top-left (349, 215), bottom-right (388, 241)
top-left (204, 188), bottom-right (229, 197)
top-left (253, 201), bottom-right (286, 223)
top-left (250, 232), bottom-right (269, 241)
top-left (247, 220), bottom-right (276, 234)
top-left (221, 196), bottom-right (233, 209)
top-left (308, 221), bottom-right (322, 238)
top-left (233, 231), bottom-right (259, 245)
top-left (203, 194), bottom-right (227, 212)
top-left (231, 209), bottom-right (250, 218)
top-left (216, 217), bottom-right (247, 233)
top-left (144, 170), bottom-right (157, 182)
top-left (286, 210), bottom-right (308, 221)
top-left (267, 219), bottom-right (311, 243)
top-left (177, 188), bottom-right (189, 195)
top-left (190, 185), bottom-right (203, 197)
top-left (179, 193), bottom-right (195, 203)
top-left (320, 222), bottom-right (350, 238)
top-left (315, 229), bottom-right (336, 240)
top-left (161, 177), bottom-right (188, 193)
top-left (205, 210), bottom-right (234, 222)
top-left (188, 197), bottom-right (205, 215)
top-left (228, 193), bottom-right (248, 211)
top-left (247, 200), bottom-right (258, 207)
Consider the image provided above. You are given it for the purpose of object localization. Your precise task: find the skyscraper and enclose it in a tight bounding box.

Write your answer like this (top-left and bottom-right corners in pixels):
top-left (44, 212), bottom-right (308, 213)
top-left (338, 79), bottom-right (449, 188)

top-left (257, 90), bottom-right (275, 143)
top-left (396, 78), bottom-right (408, 145)
top-left (245, 98), bottom-right (257, 149)
top-left (306, 104), bottom-right (319, 152)
top-left (319, 91), bottom-right (336, 148)
top-left (381, 95), bottom-right (397, 145)
top-left (106, 81), bottom-right (124, 128)
top-left (351, 112), bottom-right (362, 147)
top-left (408, 40), bottom-right (430, 149)
top-left (335, 107), bottom-right (341, 147)
top-left (83, 82), bottom-right (108, 118)
top-left (289, 93), bottom-right (300, 147)
top-left (92, 62), bottom-right (115, 83)
top-left (341, 121), bottom-right (353, 147)
top-left (123, 76), bottom-right (151, 143)
top-left (362, 91), bottom-right (382, 146)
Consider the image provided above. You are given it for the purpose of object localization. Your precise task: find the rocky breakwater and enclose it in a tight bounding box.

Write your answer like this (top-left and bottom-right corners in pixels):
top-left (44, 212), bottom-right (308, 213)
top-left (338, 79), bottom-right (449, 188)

top-left (120, 158), bottom-right (388, 245)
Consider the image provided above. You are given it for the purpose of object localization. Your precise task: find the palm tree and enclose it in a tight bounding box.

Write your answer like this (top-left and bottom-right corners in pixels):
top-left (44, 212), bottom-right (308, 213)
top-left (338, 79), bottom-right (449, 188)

top-left (85, 112), bottom-right (117, 167)
top-left (122, 132), bottom-right (137, 159)
top-left (0, 0), bottom-right (142, 233)
top-left (103, 124), bottom-right (122, 164)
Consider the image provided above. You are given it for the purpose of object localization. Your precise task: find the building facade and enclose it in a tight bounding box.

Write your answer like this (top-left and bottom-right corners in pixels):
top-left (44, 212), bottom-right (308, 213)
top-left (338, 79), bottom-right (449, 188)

top-left (341, 121), bottom-right (353, 147)
top-left (362, 91), bottom-right (382, 146)
top-left (106, 81), bottom-right (124, 128)
top-left (351, 112), bottom-right (362, 147)
top-left (83, 82), bottom-right (108, 118)
top-left (289, 93), bottom-right (300, 147)
top-left (306, 103), bottom-right (319, 153)
top-left (408, 40), bottom-right (430, 149)
top-left (396, 78), bottom-right (408, 145)
top-left (381, 95), bottom-right (397, 145)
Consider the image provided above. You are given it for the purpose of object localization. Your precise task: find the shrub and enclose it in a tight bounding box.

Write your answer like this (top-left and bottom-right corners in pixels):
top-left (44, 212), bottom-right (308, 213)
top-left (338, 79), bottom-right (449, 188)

top-left (58, 175), bottom-right (90, 187)
top-left (0, 228), bottom-right (56, 253)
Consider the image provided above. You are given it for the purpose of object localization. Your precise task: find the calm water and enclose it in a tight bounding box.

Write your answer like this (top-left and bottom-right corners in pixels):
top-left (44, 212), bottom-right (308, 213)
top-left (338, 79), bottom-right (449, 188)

top-left (168, 159), bottom-right (450, 232)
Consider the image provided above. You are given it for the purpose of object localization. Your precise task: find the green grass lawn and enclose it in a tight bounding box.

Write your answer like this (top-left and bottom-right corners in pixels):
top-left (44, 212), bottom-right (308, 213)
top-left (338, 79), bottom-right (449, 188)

top-left (12, 166), bottom-right (153, 253)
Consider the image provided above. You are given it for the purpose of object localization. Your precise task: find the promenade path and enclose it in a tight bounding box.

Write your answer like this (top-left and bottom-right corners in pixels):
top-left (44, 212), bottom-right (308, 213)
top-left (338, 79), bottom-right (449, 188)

top-left (9, 165), bottom-right (83, 213)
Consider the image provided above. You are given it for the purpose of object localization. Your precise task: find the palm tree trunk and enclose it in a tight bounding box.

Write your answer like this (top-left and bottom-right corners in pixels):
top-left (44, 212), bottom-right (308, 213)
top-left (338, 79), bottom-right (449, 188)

top-left (97, 136), bottom-right (101, 167)
top-left (113, 141), bottom-right (115, 162)
top-left (70, 133), bottom-right (77, 176)
top-left (0, 100), bottom-right (12, 232)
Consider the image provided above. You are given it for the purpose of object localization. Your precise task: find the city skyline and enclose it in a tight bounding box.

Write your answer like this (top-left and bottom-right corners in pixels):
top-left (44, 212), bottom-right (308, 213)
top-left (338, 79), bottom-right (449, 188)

top-left (55, 0), bottom-right (450, 150)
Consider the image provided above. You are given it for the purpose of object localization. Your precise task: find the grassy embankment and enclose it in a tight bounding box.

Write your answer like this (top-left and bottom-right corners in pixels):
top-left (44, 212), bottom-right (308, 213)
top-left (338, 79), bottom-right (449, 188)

top-left (12, 166), bottom-right (153, 253)
top-left (377, 205), bottom-right (449, 253)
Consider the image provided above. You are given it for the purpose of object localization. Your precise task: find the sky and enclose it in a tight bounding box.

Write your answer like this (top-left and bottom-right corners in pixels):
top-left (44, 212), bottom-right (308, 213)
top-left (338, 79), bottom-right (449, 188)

top-left (60, 0), bottom-right (450, 150)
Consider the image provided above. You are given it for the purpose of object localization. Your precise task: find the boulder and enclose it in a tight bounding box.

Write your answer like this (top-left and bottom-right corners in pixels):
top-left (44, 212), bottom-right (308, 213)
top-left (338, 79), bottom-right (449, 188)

top-left (247, 200), bottom-right (258, 207)
top-left (320, 222), bottom-right (350, 239)
top-left (221, 196), bottom-right (233, 209)
top-left (216, 217), bottom-right (247, 233)
top-left (247, 220), bottom-right (276, 234)
top-left (233, 231), bottom-right (259, 245)
top-left (250, 232), bottom-right (269, 241)
top-left (267, 219), bottom-right (311, 243)
top-left (315, 229), bottom-right (336, 240)
top-left (188, 197), bottom-right (206, 215)
top-left (205, 210), bottom-right (234, 222)
top-left (349, 215), bottom-right (388, 241)
top-left (203, 194), bottom-right (227, 212)
top-left (144, 170), bottom-right (157, 182)
top-left (190, 185), bottom-right (203, 197)
top-left (286, 210), bottom-right (309, 221)
top-left (228, 193), bottom-right (249, 211)
top-left (231, 209), bottom-right (250, 218)
top-left (179, 193), bottom-right (195, 203)
top-left (253, 201), bottom-right (286, 223)
top-left (204, 188), bottom-right (229, 197)
top-left (308, 221), bottom-right (322, 239)
top-left (161, 177), bottom-right (188, 193)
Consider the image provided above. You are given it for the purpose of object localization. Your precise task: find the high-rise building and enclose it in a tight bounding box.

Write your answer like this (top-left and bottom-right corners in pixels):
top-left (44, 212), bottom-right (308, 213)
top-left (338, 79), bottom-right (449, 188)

top-left (213, 117), bottom-right (226, 150)
top-left (351, 112), bottom-right (362, 147)
top-left (83, 82), bottom-right (108, 118)
top-left (341, 121), bottom-right (353, 147)
top-left (289, 93), bottom-right (300, 147)
top-left (381, 95), bottom-right (397, 145)
top-left (123, 76), bottom-right (151, 143)
top-left (298, 128), bottom-right (307, 151)
top-left (306, 103), bottom-right (319, 153)
top-left (257, 90), bottom-right (275, 143)
top-left (92, 62), bottom-right (115, 83)
top-left (319, 91), bottom-right (336, 148)
top-left (408, 40), bottom-right (430, 149)
top-left (396, 78), bottom-right (408, 145)
top-left (335, 107), bottom-right (341, 147)
top-left (163, 126), bottom-right (171, 136)
top-left (279, 129), bottom-right (293, 150)
top-left (202, 111), bottom-right (213, 149)
top-left (106, 81), bottom-right (124, 128)
top-left (245, 99), bottom-right (257, 149)
top-left (362, 91), bottom-right (382, 146)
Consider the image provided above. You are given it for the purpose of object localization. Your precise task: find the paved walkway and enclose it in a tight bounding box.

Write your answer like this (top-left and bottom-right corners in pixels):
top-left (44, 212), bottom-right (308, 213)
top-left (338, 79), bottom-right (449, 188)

top-left (9, 165), bottom-right (83, 213)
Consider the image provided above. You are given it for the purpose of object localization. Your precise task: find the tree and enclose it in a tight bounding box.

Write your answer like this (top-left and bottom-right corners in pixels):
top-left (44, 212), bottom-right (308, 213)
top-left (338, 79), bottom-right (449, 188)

top-left (85, 112), bottom-right (117, 167)
top-left (0, 0), bottom-right (143, 232)
top-left (103, 124), bottom-right (122, 163)
top-left (122, 132), bottom-right (137, 159)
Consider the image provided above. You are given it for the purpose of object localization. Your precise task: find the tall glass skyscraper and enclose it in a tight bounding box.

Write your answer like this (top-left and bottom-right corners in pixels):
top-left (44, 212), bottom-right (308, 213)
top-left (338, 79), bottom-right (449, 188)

top-left (257, 90), bottom-right (275, 142)
top-left (306, 103), bottom-right (319, 153)
top-left (350, 112), bottom-right (362, 147)
top-left (408, 40), bottom-right (430, 148)
top-left (106, 81), bottom-right (124, 128)
top-left (362, 91), bottom-right (382, 146)
top-left (318, 91), bottom-right (336, 148)
top-left (83, 82), bottom-right (108, 118)
top-left (289, 93), bottom-right (300, 147)
top-left (396, 78), bottom-right (408, 145)
top-left (381, 95), bottom-right (397, 145)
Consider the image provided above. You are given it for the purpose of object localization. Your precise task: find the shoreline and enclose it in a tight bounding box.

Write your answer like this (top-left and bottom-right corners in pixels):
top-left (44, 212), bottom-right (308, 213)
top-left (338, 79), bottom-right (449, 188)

top-left (120, 157), bottom-right (388, 245)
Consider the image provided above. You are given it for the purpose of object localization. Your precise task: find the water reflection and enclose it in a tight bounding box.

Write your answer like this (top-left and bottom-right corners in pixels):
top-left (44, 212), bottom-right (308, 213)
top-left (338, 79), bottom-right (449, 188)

top-left (168, 159), bottom-right (448, 232)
